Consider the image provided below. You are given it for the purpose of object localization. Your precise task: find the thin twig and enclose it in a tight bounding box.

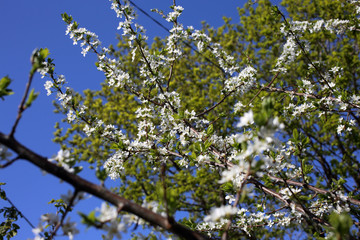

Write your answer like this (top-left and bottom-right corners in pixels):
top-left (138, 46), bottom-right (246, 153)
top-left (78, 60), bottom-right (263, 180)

top-left (264, 86), bottom-right (360, 109)
top-left (50, 190), bottom-right (79, 239)
top-left (0, 156), bottom-right (19, 168)
top-left (10, 70), bottom-right (36, 138)
top-left (246, 72), bottom-right (279, 108)
top-left (196, 89), bottom-right (236, 118)
top-left (5, 195), bottom-right (42, 236)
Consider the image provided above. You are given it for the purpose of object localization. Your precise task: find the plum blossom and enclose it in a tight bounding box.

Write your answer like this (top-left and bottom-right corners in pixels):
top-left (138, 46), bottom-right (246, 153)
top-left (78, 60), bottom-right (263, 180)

top-left (219, 165), bottom-right (246, 185)
top-left (337, 124), bottom-right (345, 134)
top-left (102, 221), bottom-right (126, 240)
top-left (97, 202), bottom-right (118, 221)
top-left (61, 217), bottom-right (79, 240)
top-left (204, 205), bottom-right (238, 222)
top-left (83, 124), bottom-right (96, 137)
top-left (273, 35), bottom-right (300, 73)
top-left (237, 110), bottom-right (254, 128)
top-left (41, 213), bottom-right (59, 225)
top-left (225, 195), bottom-right (236, 204)
top-left (67, 109), bottom-right (76, 122)
top-left (49, 149), bottom-right (78, 173)
top-left (166, 6), bottom-right (184, 22)
top-left (44, 81), bottom-right (53, 96)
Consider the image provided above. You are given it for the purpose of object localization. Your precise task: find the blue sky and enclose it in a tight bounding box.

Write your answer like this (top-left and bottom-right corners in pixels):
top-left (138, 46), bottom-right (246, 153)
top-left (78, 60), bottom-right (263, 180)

top-left (0, 0), bottom-right (251, 239)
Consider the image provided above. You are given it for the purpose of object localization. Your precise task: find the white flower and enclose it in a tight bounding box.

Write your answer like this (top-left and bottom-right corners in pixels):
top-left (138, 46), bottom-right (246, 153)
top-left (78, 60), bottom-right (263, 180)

top-left (337, 124), bottom-right (345, 134)
top-left (237, 110), bottom-right (254, 128)
top-left (41, 213), bottom-right (59, 225)
top-left (44, 81), bottom-right (53, 96)
top-left (278, 216), bottom-right (291, 226)
top-left (197, 154), bottom-right (210, 163)
top-left (62, 217), bottom-right (79, 240)
top-left (179, 134), bottom-right (189, 146)
top-left (330, 66), bottom-right (341, 74)
top-left (67, 110), bottom-right (76, 122)
top-left (84, 124), bottom-right (96, 137)
top-left (78, 105), bottom-right (87, 115)
top-left (225, 195), bottom-right (236, 204)
top-left (234, 101), bottom-right (244, 113)
top-left (103, 220), bottom-right (126, 240)
top-left (204, 205), bottom-right (238, 222)
top-left (49, 149), bottom-right (77, 173)
top-left (97, 202), bottom-right (118, 222)
top-left (274, 36), bottom-right (299, 72)
top-left (166, 6), bottom-right (184, 22)
top-left (224, 66), bottom-right (257, 92)
top-left (51, 149), bottom-right (70, 163)
top-left (178, 159), bottom-right (188, 168)
top-left (279, 187), bottom-right (301, 200)
top-left (219, 165), bottom-right (242, 184)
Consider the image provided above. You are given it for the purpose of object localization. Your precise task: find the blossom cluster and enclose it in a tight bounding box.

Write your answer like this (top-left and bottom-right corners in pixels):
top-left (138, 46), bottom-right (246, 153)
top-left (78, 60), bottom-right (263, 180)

top-left (34, 0), bottom-right (360, 239)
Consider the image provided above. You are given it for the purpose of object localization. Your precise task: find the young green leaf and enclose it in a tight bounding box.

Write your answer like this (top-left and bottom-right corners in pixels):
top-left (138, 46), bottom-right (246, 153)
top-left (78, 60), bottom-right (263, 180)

top-left (25, 89), bottom-right (39, 108)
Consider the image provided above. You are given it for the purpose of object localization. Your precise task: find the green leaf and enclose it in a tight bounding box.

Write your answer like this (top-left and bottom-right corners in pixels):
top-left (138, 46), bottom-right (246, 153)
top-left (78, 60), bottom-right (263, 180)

top-left (0, 191), bottom-right (6, 200)
top-left (298, 195), bottom-right (312, 201)
top-left (25, 89), bottom-right (39, 108)
top-left (189, 152), bottom-right (197, 161)
top-left (305, 165), bottom-right (313, 174)
top-left (39, 48), bottom-right (50, 59)
top-left (79, 211), bottom-right (97, 227)
top-left (204, 139), bottom-right (212, 150)
top-left (337, 178), bottom-right (347, 186)
top-left (0, 76), bottom-right (11, 89)
top-left (207, 124), bottom-right (214, 135)
top-left (221, 182), bottom-right (234, 192)
top-left (30, 48), bottom-right (50, 75)
top-left (0, 76), bottom-right (14, 100)
top-left (61, 13), bottom-right (73, 24)
top-left (329, 212), bottom-right (353, 237)
top-left (293, 129), bottom-right (299, 141)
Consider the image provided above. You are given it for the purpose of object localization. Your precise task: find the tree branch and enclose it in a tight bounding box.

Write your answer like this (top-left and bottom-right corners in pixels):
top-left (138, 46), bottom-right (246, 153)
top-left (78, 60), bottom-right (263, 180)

top-left (0, 131), bottom-right (208, 240)
top-left (10, 69), bottom-right (36, 138)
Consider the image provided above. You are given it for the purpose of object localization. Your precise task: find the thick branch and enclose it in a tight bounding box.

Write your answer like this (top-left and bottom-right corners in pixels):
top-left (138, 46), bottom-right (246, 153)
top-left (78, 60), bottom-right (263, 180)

top-left (0, 132), bottom-right (208, 240)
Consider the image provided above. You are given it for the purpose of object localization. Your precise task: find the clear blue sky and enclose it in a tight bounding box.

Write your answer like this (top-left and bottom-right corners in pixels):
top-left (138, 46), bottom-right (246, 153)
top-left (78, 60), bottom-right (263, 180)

top-left (0, 0), bottom-right (255, 239)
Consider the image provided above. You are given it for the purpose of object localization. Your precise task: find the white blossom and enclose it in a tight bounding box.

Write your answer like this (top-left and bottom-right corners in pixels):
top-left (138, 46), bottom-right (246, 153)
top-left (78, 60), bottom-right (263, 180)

top-left (225, 195), bottom-right (236, 204)
top-left (204, 205), bottom-right (238, 222)
top-left (83, 124), bottom-right (96, 137)
top-left (97, 202), bottom-right (118, 222)
top-left (49, 149), bottom-right (79, 173)
top-left (274, 36), bottom-right (300, 72)
top-left (67, 109), bottom-right (76, 122)
top-left (237, 110), bottom-right (254, 128)
top-left (62, 217), bottom-right (79, 240)
top-left (337, 124), bottom-right (345, 134)
top-left (41, 213), bottom-right (59, 225)
top-left (44, 81), bottom-right (53, 96)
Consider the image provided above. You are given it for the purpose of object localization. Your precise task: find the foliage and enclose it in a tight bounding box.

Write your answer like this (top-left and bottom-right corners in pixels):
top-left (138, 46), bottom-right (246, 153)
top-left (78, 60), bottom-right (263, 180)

top-left (1, 0), bottom-right (360, 239)
top-left (0, 183), bottom-right (20, 240)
